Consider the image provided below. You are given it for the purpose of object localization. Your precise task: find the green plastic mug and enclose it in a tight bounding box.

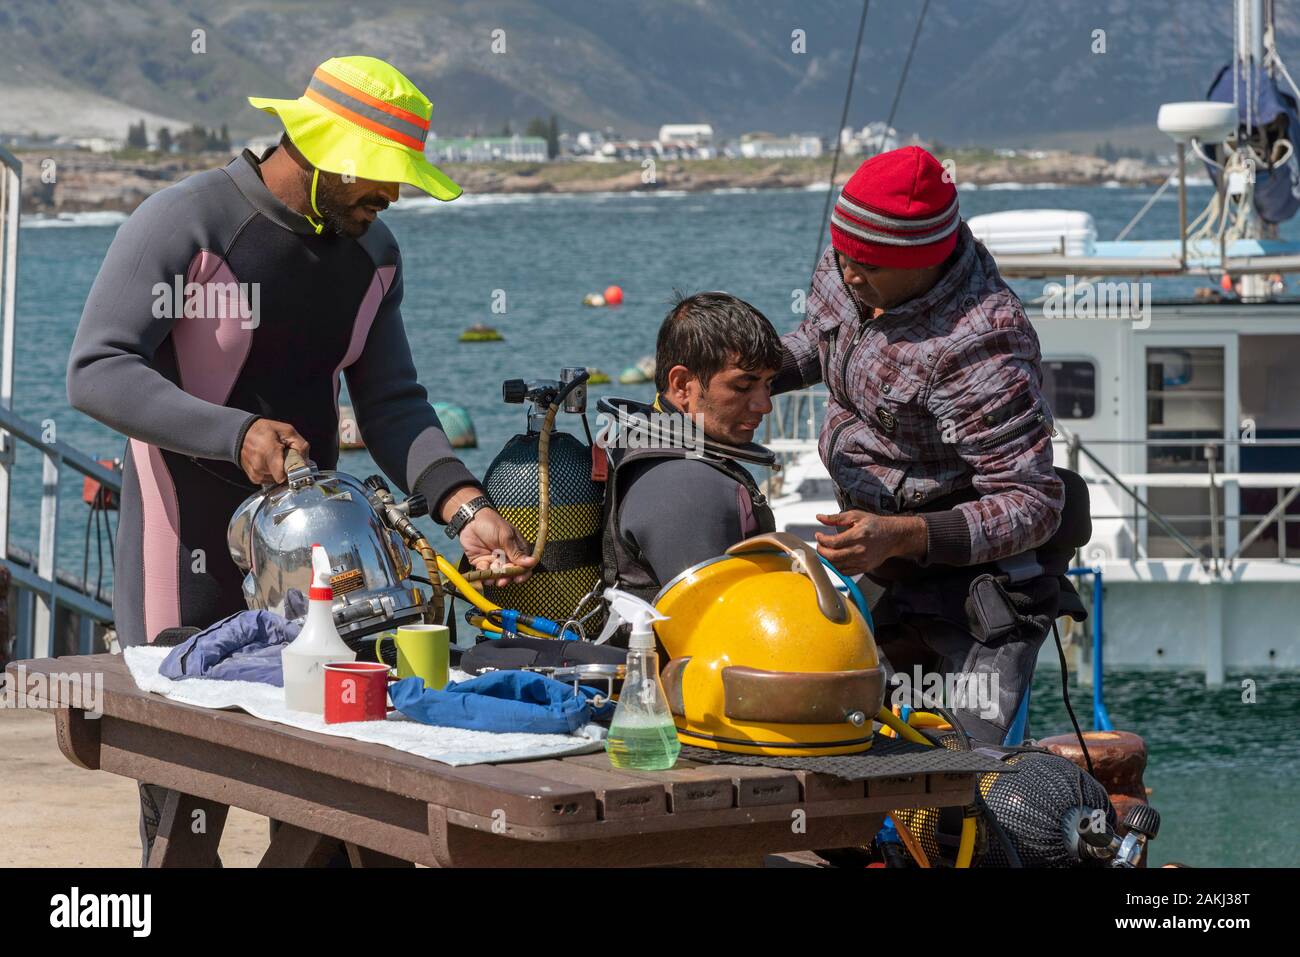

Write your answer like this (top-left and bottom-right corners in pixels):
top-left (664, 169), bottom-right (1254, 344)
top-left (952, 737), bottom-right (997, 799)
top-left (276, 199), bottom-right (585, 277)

top-left (374, 623), bottom-right (450, 690)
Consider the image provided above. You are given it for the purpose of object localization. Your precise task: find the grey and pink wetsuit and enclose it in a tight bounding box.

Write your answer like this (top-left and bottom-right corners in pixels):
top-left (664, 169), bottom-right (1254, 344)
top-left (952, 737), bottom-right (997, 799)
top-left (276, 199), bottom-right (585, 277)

top-left (67, 148), bottom-right (476, 646)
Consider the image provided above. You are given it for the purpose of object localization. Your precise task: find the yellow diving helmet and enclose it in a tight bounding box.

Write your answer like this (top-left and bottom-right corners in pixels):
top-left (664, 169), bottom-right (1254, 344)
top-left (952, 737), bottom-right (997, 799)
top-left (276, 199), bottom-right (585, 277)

top-left (655, 532), bottom-right (885, 756)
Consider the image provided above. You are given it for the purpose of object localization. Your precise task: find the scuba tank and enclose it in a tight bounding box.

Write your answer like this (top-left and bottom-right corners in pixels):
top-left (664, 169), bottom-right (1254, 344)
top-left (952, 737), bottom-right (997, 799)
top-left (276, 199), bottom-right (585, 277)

top-left (480, 367), bottom-right (607, 629)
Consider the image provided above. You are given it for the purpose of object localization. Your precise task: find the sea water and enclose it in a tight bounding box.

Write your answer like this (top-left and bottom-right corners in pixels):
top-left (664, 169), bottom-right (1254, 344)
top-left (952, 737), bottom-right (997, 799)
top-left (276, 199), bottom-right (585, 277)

top-left (606, 712), bottom-right (681, 770)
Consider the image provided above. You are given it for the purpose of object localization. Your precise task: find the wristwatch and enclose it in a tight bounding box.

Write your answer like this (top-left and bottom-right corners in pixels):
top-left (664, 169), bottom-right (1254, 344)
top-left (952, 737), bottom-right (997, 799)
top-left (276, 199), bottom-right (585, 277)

top-left (445, 494), bottom-right (494, 539)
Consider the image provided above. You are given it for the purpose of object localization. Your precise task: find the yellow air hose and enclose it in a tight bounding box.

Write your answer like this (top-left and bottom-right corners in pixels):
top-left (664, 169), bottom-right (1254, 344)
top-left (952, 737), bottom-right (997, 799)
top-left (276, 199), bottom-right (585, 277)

top-left (875, 706), bottom-right (931, 746)
top-left (434, 553), bottom-right (557, 640)
top-left (875, 706), bottom-right (979, 867)
top-left (956, 807), bottom-right (978, 869)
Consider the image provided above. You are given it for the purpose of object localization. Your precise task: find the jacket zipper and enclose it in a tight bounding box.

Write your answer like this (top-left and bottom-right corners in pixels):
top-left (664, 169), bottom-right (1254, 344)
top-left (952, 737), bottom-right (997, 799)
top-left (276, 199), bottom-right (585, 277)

top-left (976, 410), bottom-right (1053, 450)
top-left (825, 418), bottom-right (853, 464)
top-left (833, 260), bottom-right (869, 416)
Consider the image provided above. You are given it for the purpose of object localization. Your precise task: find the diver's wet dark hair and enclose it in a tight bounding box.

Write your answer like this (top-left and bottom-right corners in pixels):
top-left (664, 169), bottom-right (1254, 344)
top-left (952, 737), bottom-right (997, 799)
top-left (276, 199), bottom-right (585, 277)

top-left (654, 291), bottom-right (783, 392)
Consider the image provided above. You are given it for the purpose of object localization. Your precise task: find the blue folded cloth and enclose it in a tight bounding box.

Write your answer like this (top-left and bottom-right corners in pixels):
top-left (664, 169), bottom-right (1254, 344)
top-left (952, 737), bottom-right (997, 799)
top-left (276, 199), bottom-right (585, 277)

top-left (159, 607), bottom-right (303, 686)
top-left (388, 670), bottom-right (614, 735)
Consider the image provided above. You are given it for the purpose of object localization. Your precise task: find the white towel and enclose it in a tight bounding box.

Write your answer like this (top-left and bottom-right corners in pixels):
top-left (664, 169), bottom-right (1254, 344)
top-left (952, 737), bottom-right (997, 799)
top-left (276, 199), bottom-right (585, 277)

top-left (123, 646), bottom-right (606, 767)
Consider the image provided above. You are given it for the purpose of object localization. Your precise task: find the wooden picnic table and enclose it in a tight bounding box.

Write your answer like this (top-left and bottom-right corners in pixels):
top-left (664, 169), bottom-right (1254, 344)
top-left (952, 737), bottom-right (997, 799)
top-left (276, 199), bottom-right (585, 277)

top-left (6, 653), bottom-right (977, 867)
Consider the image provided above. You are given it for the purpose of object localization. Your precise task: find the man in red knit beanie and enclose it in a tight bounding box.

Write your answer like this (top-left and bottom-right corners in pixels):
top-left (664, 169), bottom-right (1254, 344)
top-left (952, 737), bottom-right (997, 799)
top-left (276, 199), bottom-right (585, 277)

top-left (773, 145), bottom-right (1087, 746)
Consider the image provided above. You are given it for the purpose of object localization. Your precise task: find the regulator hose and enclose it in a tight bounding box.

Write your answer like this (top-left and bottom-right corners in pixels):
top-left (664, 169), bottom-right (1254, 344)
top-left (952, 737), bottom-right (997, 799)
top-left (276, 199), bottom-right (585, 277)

top-left (411, 535), bottom-right (446, 626)
top-left (455, 369), bottom-right (589, 584)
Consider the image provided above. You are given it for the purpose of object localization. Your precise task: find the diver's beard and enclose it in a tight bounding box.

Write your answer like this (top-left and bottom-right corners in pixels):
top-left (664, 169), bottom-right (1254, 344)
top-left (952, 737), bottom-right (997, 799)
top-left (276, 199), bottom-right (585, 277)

top-left (313, 180), bottom-right (374, 237)
top-left (322, 206), bottom-right (368, 238)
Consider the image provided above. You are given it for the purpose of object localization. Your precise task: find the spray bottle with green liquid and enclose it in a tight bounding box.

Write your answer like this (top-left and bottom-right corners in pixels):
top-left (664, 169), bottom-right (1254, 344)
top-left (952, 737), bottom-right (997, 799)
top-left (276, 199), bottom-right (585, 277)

top-left (598, 588), bottom-right (681, 770)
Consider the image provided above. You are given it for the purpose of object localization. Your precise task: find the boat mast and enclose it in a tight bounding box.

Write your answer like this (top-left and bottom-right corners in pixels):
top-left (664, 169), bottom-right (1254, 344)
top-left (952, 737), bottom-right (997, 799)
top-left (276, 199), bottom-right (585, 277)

top-left (1235, 0), bottom-right (1271, 296)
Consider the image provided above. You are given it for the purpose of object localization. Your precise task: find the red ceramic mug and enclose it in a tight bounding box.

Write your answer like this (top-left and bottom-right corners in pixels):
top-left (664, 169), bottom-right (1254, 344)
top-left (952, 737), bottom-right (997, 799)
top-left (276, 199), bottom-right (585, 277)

top-left (323, 661), bottom-right (396, 724)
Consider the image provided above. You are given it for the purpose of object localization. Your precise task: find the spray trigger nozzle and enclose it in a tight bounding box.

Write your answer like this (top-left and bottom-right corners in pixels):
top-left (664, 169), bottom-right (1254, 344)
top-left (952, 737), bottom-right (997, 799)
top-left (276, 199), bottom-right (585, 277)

top-left (593, 587), bottom-right (667, 646)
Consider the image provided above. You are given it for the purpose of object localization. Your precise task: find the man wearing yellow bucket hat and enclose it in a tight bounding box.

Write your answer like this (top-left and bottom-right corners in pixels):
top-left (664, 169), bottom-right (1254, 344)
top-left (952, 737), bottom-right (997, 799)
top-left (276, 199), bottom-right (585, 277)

top-left (67, 56), bottom-right (533, 864)
top-left (247, 55), bottom-right (463, 234)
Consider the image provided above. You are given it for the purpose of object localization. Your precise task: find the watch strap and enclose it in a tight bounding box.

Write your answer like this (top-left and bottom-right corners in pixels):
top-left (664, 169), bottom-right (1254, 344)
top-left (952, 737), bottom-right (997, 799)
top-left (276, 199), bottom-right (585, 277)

top-left (445, 494), bottom-right (494, 539)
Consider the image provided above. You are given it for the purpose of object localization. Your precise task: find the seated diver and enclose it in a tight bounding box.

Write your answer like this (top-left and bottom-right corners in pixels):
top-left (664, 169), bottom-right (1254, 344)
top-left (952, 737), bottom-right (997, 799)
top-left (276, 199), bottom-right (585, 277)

top-left (600, 291), bottom-right (783, 603)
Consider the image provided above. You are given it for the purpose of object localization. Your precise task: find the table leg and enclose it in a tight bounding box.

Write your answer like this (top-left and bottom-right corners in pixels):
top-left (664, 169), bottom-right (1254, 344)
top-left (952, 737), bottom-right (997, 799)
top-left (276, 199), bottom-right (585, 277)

top-left (146, 789), bottom-right (229, 868)
top-left (259, 822), bottom-right (343, 868)
top-left (344, 842), bottom-right (415, 868)
top-left (54, 708), bottom-right (101, 770)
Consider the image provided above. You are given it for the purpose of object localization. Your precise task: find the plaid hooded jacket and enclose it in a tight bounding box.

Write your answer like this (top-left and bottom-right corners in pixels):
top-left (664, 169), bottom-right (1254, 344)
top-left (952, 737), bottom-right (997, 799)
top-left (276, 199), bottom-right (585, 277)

top-left (775, 224), bottom-right (1063, 569)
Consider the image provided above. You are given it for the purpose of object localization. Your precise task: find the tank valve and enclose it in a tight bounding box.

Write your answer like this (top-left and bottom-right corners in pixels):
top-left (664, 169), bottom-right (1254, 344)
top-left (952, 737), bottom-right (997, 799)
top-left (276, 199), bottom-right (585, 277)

top-left (1075, 802), bottom-right (1160, 868)
top-left (502, 378), bottom-right (529, 405)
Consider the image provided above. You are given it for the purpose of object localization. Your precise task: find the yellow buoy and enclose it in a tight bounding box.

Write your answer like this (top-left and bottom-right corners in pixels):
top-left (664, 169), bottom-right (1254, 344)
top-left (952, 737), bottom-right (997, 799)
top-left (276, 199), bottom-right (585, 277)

top-left (459, 323), bottom-right (503, 342)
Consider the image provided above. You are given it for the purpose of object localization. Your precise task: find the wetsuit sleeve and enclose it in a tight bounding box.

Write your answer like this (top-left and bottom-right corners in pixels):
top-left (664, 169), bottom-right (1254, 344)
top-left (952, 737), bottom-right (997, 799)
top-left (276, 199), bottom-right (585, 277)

top-left (66, 186), bottom-right (259, 462)
top-left (619, 459), bottom-right (746, 585)
top-left (343, 255), bottom-right (478, 516)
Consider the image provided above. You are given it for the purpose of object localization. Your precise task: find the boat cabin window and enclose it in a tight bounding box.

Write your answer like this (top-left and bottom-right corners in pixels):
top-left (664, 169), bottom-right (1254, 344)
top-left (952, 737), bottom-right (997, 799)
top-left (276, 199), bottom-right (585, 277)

top-left (1041, 359), bottom-right (1096, 419)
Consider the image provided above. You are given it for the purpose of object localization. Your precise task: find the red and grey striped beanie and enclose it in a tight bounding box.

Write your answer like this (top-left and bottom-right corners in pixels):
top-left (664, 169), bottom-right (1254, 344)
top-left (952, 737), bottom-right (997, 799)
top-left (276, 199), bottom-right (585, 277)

top-left (830, 146), bottom-right (960, 269)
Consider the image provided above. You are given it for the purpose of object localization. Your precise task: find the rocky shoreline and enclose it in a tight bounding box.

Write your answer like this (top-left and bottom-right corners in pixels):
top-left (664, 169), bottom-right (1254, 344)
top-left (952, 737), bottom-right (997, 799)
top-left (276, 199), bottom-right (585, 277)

top-left (14, 149), bottom-right (1170, 216)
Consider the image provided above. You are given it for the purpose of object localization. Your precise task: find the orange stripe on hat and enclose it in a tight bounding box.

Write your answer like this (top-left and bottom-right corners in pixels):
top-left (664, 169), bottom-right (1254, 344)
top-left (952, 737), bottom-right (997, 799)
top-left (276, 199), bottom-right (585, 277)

top-left (312, 68), bottom-right (430, 131)
top-left (304, 87), bottom-right (426, 152)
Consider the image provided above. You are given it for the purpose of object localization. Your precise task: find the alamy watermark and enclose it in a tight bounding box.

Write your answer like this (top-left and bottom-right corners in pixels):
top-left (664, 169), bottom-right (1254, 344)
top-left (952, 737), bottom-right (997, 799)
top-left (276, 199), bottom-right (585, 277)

top-left (889, 665), bottom-right (1000, 720)
top-left (151, 275), bottom-right (260, 329)
top-left (1042, 274), bottom-right (1151, 329)
top-left (592, 409), bottom-right (707, 458)
top-left (49, 887), bottom-right (150, 937)
top-left (1, 665), bottom-right (104, 718)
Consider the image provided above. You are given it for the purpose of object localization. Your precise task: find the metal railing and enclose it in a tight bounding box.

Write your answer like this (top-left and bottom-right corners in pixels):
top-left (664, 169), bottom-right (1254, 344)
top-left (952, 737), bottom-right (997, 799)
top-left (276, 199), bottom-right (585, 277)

top-left (1, 146), bottom-right (21, 560)
top-left (763, 389), bottom-right (831, 499)
top-left (765, 388), bottom-right (831, 447)
top-left (1060, 428), bottom-right (1300, 575)
top-left (0, 144), bottom-right (121, 662)
top-left (0, 404), bottom-right (120, 659)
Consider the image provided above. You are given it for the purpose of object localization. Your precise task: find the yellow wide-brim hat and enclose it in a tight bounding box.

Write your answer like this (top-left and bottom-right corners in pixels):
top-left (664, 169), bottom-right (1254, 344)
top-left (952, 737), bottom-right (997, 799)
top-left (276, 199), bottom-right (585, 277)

top-left (249, 55), bottom-right (461, 201)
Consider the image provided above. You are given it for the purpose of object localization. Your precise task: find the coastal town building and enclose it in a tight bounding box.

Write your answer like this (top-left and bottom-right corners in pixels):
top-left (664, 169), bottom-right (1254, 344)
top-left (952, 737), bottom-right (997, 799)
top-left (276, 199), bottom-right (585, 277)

top-left (736, 132), bottom-right (823, 159)
top-left (425, 134), bottom-right (549, 163)
top-left (657, 124), bottom-right (714, 148)
top-left (841, 122), bottom-right (900, 156)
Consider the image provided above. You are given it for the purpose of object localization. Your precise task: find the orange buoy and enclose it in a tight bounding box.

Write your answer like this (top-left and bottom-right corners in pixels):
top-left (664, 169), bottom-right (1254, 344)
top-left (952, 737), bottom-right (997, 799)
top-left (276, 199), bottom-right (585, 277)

top-left (604, 284), bottom-right (624, 306)
top-left (1220, 273), bottom-right (1233, 292)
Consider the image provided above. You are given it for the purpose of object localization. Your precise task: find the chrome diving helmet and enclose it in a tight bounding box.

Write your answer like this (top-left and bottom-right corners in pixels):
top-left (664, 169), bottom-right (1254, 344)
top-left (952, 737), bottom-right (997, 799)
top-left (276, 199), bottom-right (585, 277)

top-left (227, 453), bottom-right (430, 642)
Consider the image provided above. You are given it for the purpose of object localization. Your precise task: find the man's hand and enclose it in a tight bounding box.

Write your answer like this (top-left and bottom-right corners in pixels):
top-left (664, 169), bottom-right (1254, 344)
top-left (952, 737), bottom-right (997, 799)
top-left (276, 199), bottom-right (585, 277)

top-left (240, 418), bottom-right (310, 485)
top-left (460, 508), bottom-right (537, 588)
top-left (814, 510), bottom-right (928, 576)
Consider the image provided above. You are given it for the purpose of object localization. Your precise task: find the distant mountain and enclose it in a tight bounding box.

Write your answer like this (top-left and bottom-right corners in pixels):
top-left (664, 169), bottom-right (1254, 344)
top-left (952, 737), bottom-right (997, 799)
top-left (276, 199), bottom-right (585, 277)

top-left (0, 0), bottom-right (1292, 147)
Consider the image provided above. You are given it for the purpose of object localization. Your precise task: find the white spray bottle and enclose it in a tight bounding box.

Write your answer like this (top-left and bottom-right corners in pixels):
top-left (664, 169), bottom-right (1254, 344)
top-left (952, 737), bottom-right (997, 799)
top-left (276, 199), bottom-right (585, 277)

top-left (600, 588), bottom-right (680, 770)
top-left (281, 544), bottom-right (356, 714)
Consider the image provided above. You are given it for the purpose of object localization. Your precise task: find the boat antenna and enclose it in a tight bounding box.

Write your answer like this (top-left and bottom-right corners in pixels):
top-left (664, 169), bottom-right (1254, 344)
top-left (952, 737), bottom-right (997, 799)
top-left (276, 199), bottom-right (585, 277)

top-left (812, 0), bottom-right (870, 272)
top-left (812, 0), bottom-right (933, 273)
top-left (885, 0), bottom-right (932, 134)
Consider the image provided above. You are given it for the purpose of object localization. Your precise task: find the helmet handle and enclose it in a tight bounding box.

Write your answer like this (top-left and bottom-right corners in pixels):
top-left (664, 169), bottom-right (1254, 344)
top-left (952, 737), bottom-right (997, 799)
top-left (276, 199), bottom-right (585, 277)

top-left (726, 532), bottom-right (850, 624)
top-left (283, 447), bottom-right (316, 489)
